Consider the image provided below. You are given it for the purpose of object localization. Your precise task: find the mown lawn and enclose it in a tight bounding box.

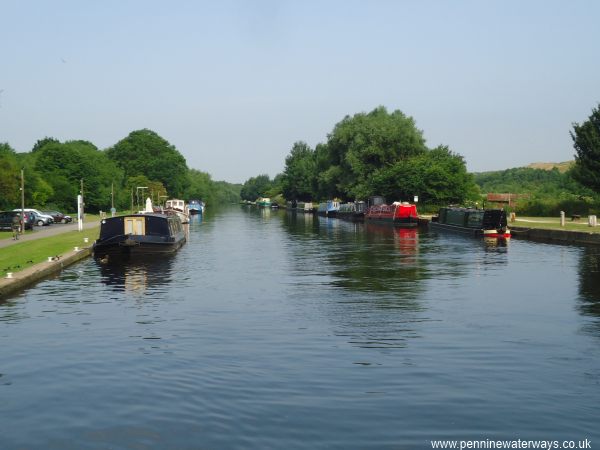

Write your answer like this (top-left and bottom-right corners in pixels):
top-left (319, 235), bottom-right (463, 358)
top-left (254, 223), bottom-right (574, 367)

top-left (512, 216), bottom-right (600, 233)
top-left (0, 227), bottom-right (100, 276)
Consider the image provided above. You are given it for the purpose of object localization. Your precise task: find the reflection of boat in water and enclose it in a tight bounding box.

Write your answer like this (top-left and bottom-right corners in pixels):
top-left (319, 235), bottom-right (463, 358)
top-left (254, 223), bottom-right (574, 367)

top-left (365, 222), bottom-right (419, 255)
top-left (187, 199), bottom-right (205, 215)
top-left (97, 253), bottom-right (177, 293)
top-left (429, 207), bottom-right (510, 239)
top-left (93, 213), bottom-right (186, 259)
top-left (165, 199), bottom-right (190, 224)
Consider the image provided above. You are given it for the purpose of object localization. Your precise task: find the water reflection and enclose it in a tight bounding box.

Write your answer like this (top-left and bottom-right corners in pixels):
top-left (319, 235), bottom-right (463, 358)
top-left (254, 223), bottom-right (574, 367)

top-left (98, 254), bottom-right (176, 296)
top-left (578, 246), bottom-right (600, 318)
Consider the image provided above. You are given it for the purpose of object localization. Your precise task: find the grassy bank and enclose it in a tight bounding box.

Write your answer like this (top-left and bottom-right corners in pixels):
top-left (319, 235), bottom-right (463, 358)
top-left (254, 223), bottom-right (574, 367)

top-left (512, 216), bottom-right (600, 233)
top-left (0, 227), bottom-right (100, 276)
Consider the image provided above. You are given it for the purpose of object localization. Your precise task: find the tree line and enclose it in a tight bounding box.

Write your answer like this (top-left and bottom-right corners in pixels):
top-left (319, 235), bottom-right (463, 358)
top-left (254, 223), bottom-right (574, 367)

top-left (241, 106), bottom-right (479, 208)
top-left (241, 104), bottom-right (600, 213)
top-left (0, 129), bottom-right (241, 213)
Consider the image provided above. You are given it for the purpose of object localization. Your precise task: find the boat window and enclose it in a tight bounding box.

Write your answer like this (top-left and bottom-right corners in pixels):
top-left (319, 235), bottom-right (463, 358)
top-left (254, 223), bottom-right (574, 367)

top-left (124, 217), bottom-right (145, 235)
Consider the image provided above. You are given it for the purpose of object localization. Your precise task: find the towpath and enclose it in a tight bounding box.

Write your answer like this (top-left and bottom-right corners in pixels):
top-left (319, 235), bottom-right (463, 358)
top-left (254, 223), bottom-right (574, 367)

top-left (0, 220), bottom-right (100, 250)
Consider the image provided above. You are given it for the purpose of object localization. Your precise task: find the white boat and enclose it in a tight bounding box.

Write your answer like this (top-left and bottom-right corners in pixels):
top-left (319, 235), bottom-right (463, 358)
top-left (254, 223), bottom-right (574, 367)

top-left (164, 199), bottom-right (190, 224)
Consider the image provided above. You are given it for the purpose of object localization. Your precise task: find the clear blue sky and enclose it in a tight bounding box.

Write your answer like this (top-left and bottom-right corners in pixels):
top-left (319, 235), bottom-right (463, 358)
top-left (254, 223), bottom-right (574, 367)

top-left (1, 0), bottom-right (599, 183)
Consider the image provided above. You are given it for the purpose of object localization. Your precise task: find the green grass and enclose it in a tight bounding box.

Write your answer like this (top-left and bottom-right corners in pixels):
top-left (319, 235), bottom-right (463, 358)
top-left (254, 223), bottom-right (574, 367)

top-left (0, 227), bottom-right (100, 276)
top-left (512, 216), bottom-right (600, 233)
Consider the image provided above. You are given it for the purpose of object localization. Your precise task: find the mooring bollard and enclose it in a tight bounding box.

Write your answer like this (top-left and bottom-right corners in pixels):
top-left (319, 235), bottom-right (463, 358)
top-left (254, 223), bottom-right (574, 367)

top-left (74, 246), bottom-right (80, 251)
top-left (589, 215), bottom-right (598, 227)
top-left (6, 272), bottom-right (13, 279)
top-left (84, 238), bottom-right (89, 243)
top-left (560, 211), bottom-right (565, 227)
top-left (48, 257), bottom-right (53, 262)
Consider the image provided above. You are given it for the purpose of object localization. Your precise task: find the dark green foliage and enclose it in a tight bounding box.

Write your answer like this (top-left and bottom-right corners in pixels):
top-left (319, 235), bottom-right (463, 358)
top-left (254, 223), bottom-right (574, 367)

top-left (240, 174), bottom-right (273, 201)
top-left (0, 143), bottom-right (20, 209)
top-left (31, 137), bottom-right (60, 153)
top-left (34, 140), bottom-right (124, 212)
top-left (281, 141), bottom-right (317, 201)
top-left (571, 104), bottom-right (600, 193)
top-left (325, 106), bottom-right (428, 199)
top-left (371, 146), bottom-right (479, 205)
top-left (274, 106), bottom-right (475, 206)
top-left (106, 129), bottom-right (188, 197)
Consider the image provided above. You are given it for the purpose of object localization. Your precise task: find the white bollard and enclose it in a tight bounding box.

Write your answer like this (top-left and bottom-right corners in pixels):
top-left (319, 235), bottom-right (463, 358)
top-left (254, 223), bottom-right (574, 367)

top-left (83, 238), bottom-right (89, 243)
top-left (6, 272), bottom-right (13, 279)
top-left (589, 215), bottom-right (597, 227)
top-left (74, 246), bottom-right (79, 251)
top-left (48, 257), bottom-right (53, 262)
top-left (560, 211), bottom-right (565, 227)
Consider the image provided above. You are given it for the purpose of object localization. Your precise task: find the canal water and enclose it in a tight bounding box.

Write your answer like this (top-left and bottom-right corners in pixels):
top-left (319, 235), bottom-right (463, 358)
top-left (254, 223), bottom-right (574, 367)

top-left (1, 207), bottom-right (599, 449)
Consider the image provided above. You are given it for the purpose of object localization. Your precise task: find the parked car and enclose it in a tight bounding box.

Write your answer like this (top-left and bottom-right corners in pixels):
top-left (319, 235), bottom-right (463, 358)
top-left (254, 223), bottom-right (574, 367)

top-left (42, 210), bottom-right (73, 223)
top-left (13, 208), bottom-right (54, 226)
top-left (0, 211), bottom-right (33, 231)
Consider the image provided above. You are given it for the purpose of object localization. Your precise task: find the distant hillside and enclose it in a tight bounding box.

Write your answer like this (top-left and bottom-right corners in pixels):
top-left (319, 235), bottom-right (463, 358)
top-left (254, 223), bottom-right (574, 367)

top-left (472, 163), bottom-right (591, 198)
top-left (526, 161), bottom-right (574, 173)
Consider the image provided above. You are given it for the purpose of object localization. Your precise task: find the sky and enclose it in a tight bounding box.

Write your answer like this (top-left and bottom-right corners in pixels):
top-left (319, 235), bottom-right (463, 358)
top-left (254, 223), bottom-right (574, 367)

top-left (1, 0), bottom-right (599, 184)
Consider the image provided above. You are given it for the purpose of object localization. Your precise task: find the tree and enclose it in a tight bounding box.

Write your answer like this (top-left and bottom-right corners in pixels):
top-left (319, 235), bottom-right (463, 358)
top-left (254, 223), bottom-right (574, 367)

top-left (371, 146), bottom-right (478, 205)
top-left (281, 141), bottom-right (317, 201)
top-left (185, 169), bottom-right (214, 204)
top-left (0, 143), bottom-right (20, 209)
top-left (571, 104), bottom-right (600, 193)
top-left (31, 137), bottom-right (60, 153)
top-left (240, 174), bottom-right (272, 201)
top-left (106, 129), bottom-right (189, 197)
top-left (34, 140), bottom-right (124, 212)
top-left (323, 106), bottom-right (428, 199)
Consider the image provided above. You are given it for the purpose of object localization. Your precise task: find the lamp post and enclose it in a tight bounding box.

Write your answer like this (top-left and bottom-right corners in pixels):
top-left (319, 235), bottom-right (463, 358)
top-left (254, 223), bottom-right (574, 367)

top-left (20, 169), bottom-right (24, 233)
top-left (136, 186), bottom-right (148, 211)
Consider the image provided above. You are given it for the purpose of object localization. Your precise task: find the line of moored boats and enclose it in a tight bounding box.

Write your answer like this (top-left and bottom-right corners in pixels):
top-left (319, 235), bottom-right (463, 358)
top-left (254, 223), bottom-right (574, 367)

top-left (247, 195), bottom-right (511, 239)
top-left (93, 193), bottom-right (510, 262)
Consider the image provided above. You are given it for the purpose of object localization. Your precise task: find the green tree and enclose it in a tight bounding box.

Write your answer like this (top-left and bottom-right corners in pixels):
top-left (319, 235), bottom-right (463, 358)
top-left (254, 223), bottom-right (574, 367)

top-left (106, 129), bottom-right (189, 197)
top-left (371, 146), bottom-right (478, 206)
top-left (281, 141), bottom-right (316, 201)
top-left (185, 169), bottom-right (213, 204)
top-left (240, 174), bottom-right (272, 201)
top-left (31, 137), bottom-right (60, 153)
top-left (34, 140), bottom-right (124, 212)
top-left (0, 143), bottom-right (20, 209)
top-left (571, 104), bottom-right (600, 193)
top-left (325, 106), bottom-right (428, 198)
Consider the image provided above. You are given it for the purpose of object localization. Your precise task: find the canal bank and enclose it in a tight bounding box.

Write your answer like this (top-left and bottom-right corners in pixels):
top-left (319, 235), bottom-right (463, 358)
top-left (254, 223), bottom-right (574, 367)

top-left (510, 226), bottom-right (600, 245)
top-left (0, 246), bottom-right (93, 298)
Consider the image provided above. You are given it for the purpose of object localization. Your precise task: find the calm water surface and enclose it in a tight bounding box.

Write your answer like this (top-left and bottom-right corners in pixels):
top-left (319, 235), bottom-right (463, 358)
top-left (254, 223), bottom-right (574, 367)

top-left (1, 207), bottom-right (599, 449)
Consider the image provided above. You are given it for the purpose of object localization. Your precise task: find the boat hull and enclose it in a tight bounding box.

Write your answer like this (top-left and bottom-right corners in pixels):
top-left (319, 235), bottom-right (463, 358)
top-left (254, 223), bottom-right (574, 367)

top-left (93, 236), bottom-right (186, 259)
top-left (429, 221), bottom-right (511, 238)
top-left (365, 216), bottom-right (418, 227)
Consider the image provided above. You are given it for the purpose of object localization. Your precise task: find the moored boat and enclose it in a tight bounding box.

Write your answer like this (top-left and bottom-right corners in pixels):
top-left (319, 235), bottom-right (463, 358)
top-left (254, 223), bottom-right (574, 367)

top-left (93, 213), bottom-right (186, 259)
top-left (364, 196), bottom-right (418, 228)
top-left (337, 201), bottom-right (366, 221)
top-left (165, 199), bottom-right (190, 224)
top-left (429, 207), bottom-right (511, 238)
top-left (256, 197), bottom-right (272, 207)
top-left (187, 199), bottom-right (205, 215)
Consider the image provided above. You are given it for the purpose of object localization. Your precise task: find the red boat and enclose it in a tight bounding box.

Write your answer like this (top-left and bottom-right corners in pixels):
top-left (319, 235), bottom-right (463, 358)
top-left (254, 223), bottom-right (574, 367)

top-left (365, 200), bottom-right (419, 228)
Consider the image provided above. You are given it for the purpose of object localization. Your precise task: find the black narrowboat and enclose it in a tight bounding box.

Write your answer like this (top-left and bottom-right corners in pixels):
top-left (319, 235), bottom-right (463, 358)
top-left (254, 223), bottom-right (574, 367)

top-left (93, 213), bottom-right (186, 258)
top-left (429, 207), bottom-right (510, 238)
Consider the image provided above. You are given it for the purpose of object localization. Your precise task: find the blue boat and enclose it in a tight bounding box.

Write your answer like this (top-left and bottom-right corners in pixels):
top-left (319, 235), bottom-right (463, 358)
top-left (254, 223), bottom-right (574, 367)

top-left (188, 199), bottom-right (205, 215)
